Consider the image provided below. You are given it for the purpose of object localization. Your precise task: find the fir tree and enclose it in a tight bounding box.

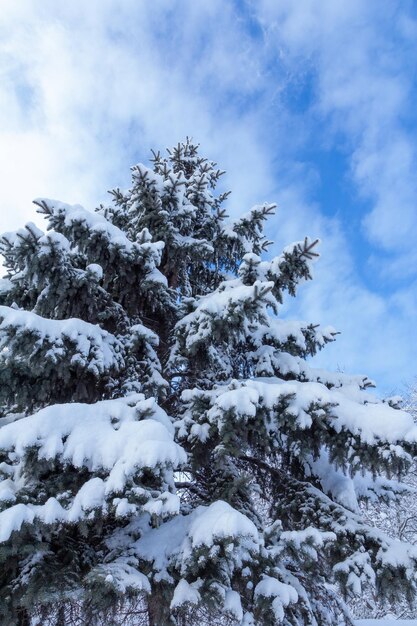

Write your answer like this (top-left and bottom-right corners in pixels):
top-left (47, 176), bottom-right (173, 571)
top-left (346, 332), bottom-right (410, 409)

top-left (352, 382), bottom-right (417, 620)
top-left (1, 139), bottom-right (417, 625)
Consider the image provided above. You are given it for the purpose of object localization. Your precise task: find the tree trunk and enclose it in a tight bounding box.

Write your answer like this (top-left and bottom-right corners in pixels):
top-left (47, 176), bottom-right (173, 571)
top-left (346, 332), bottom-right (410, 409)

top-left (16, 608), bottom-right (30, 626)
top-left (147, 587), bottom-right (172, 626)
top-left (55, 605), bottom-right (66, 626)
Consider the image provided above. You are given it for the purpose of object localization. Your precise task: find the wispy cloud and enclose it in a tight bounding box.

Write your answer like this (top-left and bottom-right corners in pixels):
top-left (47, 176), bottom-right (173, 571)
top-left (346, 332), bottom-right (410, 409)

top-left (0, 0), bottom-right (415, 392)
top-left (257, 0), bottom-right (417, 267)
top-left (0, 1), bottom-right (275, 222)
top-left (251, 0), bottom-right (417, 389)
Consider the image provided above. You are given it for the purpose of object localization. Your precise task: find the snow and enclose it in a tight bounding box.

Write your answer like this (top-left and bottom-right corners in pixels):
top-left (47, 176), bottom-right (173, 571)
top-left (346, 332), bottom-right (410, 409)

top-left (131, 323), bottom-right (159, 346)
top-left (143, 265), bottom-right (168, 286)
top-left (226, 203), bottom-right (276, 240)
top-left (254, 576), bottom-right (298, 604)
top-left (175, 232), bottom-right (214, 254)
top-left (260, 317), bottom-right (337, 352)
top-left (0, 394), bottom-right (186, 540)
top-left (86, 263), bottom-right (103, 280)
top-left (268, 351), bottom-right (375, 390)
top-left (334, 551), bottom-right (376, 595)
top-left (0, 305), bottom-right (124, 375)
top-left (135, 500), bottom-right (261, 583)
top-left (0, 394), bottom-right (180, 472)
top-left (186, 280), bottom-right (274, 316)
top-left (33, 198), bottom-right (167, 287)
top-left (38, 230), bottom-right (70, 253)
top-left (305, 450), bottom-right (361, 511)
top-left (0, 503), bottom-right (35, 542)
top-left (135, 510), bottom-right (193, 581)
top-left (35, 197), bottom-right (142, 255)
top-left (254, 576), bottom-right (298, 622)
top-left (280, 527), bottom-right (336, 550)
top-left (99, 563), bottom-right (150, 594)
top-left (143, 490), bottom-right (180, 517)
top-left (185, 377), bottom-right (417, 448)
top-left (356, 622), bottom-right (417, 625)
top-left (0, 477), bottom-right (15, 503)
top-left (177, 281), bottom-right (275, 350)
top-left (304, 448), bottom-right (409, 512)
top-left (377, 538), bottom-right (417, 570)
top-left (237, 237), bottom-right (319, 289)
top-left (131, 162), bottom-right (166, 194)
top-left (170, 579), bottom-right (201, 609)
top-left (224, 589), bottom-right (243, 620)
top-left (187, 500), bottom-right (259, 548)
top-left (0, 277), bottom-right (12, 295)
top-left (66, 478), bottom-right (106, 522)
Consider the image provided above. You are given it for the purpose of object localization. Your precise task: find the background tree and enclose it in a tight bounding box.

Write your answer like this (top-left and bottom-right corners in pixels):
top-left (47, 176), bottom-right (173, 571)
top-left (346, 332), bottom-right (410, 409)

top-left (1, 140), bottom-right (417, 626)
top-left (352, 379), bottom-right (417, 620)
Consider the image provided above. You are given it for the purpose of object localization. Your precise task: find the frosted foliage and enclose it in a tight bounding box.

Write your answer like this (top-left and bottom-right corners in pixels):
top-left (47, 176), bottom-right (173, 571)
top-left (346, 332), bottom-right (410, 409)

top-left (135, 501), bottom-right (260, 573)
top-left (0, 306), bottom-right (123, 375)
top-left (356, 621), bottom-right (417, 625)
top-left (350, 383), bottom-right (417, 620)
top-left (0, 395), bottom-right (185, 541)
top-left (34, 198), bottom-right (164, 262)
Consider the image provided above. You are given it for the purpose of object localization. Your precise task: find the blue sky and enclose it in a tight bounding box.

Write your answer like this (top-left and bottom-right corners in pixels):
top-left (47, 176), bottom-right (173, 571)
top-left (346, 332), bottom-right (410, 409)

top-left (0, 0), bottom-right (416, 394)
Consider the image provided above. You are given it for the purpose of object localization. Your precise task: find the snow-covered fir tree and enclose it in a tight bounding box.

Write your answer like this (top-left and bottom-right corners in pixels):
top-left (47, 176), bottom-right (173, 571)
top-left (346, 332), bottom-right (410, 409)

top-left (352, 380), bottom-right (417, 620)
top-left (1, 139), bottom-right (417, 626)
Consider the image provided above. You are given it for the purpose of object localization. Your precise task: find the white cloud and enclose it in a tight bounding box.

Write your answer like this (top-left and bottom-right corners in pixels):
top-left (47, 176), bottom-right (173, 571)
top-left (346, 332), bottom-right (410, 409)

top-left (257, 0), bottom-right (417, 260)
top-left (0, 0), bottom-right (415, 392)
top-left (253, 0), bottom-right (417, 390)
top-left (0, 0), bottom-right (275, 222)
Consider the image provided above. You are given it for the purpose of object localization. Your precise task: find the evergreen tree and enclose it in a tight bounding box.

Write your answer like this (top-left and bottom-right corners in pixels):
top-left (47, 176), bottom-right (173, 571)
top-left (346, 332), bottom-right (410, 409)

top-left (352, 381), bottom-right (417, 620)
top-left (1, 139), bottom-right (417, 625)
